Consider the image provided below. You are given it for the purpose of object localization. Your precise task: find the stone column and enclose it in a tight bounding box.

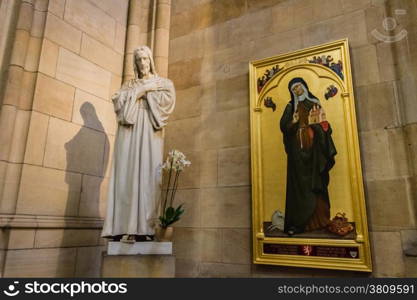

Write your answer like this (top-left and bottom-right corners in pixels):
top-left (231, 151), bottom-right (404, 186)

top-left (123, 0), bottom-right (171, 82)
top-left (153, 0), bottom-right (171, 77)
top-left (0, 0), bottom-right (48, 214)
top-left (0, 0), bottom-right (49, 278)
top-left (123, 0), bottom-right (152, 82)
top-left (0, 0), bottom-right (20, 102)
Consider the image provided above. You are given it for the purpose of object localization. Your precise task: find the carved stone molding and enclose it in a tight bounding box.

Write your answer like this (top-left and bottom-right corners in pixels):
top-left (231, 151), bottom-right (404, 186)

top-left (0, 214), bottom-right (103, 229)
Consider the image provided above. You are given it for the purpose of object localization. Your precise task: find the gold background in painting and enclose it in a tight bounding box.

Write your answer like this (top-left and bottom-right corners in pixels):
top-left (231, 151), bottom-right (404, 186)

top-left (249, 39), bottom-right (372, 272)
top-left (259, 62), bottom-right (353, 222)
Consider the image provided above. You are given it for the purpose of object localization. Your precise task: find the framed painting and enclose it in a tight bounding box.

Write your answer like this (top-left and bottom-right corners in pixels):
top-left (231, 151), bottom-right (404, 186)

top-left (249, 39), bottom-right (372, 272)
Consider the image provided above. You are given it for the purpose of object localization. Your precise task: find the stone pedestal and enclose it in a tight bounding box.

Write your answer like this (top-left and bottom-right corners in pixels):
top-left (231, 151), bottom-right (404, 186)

top-left (107, 241), bottom-right (172, 255)
top-left (101, 241), bottom-right (175, 277)
top-left (101, 254), bottom-right (175, 278)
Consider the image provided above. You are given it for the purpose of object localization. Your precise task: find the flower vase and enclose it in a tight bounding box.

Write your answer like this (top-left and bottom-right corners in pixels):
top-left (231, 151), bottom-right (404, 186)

top-left (156, 226), bottom-right (174, 242)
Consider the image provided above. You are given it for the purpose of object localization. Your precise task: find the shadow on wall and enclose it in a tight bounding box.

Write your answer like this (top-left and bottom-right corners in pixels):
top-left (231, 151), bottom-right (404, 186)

top-left (59, 102), bottom-right (109, 277)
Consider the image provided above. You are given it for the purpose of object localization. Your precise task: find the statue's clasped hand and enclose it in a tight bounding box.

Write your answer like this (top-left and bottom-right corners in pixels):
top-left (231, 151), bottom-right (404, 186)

top-left (137, 81), bottom-right (163, 101)
top-left (111, 79), bottom-right (164, 103)
top-left (111, 90), bottom-right (121, 101)
top-left (145, 80), bottom-right (164, 92)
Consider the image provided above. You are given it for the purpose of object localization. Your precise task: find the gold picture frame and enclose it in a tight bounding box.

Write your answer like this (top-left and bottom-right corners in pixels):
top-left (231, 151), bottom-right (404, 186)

top-left (249, 39), bottom-right (372, 272)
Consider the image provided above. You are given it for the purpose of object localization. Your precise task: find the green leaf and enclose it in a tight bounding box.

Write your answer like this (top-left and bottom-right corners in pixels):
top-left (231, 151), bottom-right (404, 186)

top-left (172, 216), bottom-right (180, 223)
top-left (175, 204), bottom-right (183, 212)
top-left (159, 204), bottom-right (186, 227)
top-left (166, 206), bottom-right (175, 219)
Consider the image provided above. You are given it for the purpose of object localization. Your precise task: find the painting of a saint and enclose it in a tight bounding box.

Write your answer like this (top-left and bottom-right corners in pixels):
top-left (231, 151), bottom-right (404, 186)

top-left (250, 40), bottom-right (372, 271)
top-left (279, 77), bottom-right (337, 236)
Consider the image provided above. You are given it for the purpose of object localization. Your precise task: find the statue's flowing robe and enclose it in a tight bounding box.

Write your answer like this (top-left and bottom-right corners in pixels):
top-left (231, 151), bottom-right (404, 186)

top-left (280, 99), bottom-right (336, 234)
top-left (102, 76), bottom-right (175, 237)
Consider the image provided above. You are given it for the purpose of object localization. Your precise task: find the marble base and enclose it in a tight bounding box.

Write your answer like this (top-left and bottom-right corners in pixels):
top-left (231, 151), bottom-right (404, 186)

top-left (107, 241), bottom-right (172, 255)
top-left (101, 254), bottom-right (175, 278)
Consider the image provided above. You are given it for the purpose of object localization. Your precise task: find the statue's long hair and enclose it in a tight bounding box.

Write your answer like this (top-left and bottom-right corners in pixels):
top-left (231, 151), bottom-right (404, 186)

top-left (133, 46), bottom-right (157, 79)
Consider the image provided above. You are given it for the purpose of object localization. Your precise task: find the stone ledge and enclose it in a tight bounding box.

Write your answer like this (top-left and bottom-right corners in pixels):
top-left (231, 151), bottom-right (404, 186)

top-left (0, 214), bottom-right (103, 229)
top-left (107, 241), bottom-right (172, 255)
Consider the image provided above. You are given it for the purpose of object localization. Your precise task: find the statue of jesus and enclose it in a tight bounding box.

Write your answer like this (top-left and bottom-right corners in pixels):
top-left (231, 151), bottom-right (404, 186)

top-left (101, 46), bottom-right (176, 242)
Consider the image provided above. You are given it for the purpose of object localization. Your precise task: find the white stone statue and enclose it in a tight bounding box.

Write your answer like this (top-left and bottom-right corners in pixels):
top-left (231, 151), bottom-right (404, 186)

top-left (101, 46), bottom-right (176, 242)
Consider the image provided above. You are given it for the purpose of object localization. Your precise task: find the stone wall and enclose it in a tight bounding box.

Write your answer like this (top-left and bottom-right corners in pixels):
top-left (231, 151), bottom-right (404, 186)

top-left (167, 0), bottom-right (417, 277)
top-left (0, 0), bottom-right (416, 278)
top-left (0, 0), bottom-right (129, 277)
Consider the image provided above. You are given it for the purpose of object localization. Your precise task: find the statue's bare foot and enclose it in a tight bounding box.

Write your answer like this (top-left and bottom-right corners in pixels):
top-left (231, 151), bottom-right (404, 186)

top-left (121, 234), bottom-right (136, 243)
top-left (146, 235), bottom-right (154, 241)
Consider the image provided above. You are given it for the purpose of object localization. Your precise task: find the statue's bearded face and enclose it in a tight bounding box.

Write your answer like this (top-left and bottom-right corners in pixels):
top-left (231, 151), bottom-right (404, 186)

top-left (135, 50), bottom-right (151, 77)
